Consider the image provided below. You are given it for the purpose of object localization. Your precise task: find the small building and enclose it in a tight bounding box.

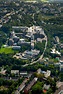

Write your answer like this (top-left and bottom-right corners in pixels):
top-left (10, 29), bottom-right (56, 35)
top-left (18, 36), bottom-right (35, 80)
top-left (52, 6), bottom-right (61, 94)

top-left (22, 49), bottom-right (40, 59)
top-left (59, 60), bottom-right (63, 71)
top-left (8, 39), bottom-right (14, 46)
top-left (60, 64), bottom-right (63, 71)
top-left (11, 70), bottom-right (19, 74)
top-left (55, 36), bottom-right (59, 44)
top-left (12, 46), bottom-right (21, 50)
top-left (60, 44), bottom-right (63, 49)
top-left (10, 31), bottom-right (15, 38)
top-left (37, 38), bottom-right (42, 42)
top-left (44, 70), bottom-right (51, 78)
top-left (12, 26), bottom-right (28, 31)
top-left (54, 63), bottom-right (61, 67)
top-left (51, 48), bottom-right (61, 56)
top-left (0, 25), bottom-right (2, 28)
top-left (37, 68), bottom-right (42, 74)
top-left (20, 71), bottom-right (28, 77)
top-left (0, 68), bottom-right (6, 75)
top-left (13, 36), bottom-right (19, 43)
top-left (43, 84), bottom-right (50, 90)
top-left (60, 56), bottom-right (63, 61)
top-left (41, 70), bottom-right (51, 78)
top-left (18, 39), bottom-right (25, 44)
top-left (31, 42), bottom-right (34, 50)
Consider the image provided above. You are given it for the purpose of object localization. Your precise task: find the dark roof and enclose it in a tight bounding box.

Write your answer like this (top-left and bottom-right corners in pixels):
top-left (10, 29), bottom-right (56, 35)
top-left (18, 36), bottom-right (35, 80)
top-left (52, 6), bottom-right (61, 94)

top-left (60, 56), bottom-right (63, 61)
top-left (54, 85), bottom-right (63, 94)
top-left (24, 78), bottom-right (37, 91)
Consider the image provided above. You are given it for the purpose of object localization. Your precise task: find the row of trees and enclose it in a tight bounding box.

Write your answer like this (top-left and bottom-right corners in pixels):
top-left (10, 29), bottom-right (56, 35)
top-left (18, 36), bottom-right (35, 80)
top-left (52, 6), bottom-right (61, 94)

top-left (0, 78), bottom-right (24, 94)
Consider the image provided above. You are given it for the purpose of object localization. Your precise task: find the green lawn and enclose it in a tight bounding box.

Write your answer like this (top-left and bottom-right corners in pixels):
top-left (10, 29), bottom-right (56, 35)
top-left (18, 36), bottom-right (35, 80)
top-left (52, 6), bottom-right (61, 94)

top-left (0, 47), bottom-right (14, 54)
top-left (41, 0), bottom-right (49, 2)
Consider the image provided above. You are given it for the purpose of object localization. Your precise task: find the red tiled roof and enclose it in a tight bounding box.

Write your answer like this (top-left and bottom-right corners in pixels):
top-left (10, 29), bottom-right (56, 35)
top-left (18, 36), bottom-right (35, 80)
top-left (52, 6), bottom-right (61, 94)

top-left (43, 89), bottom-right (47, 93)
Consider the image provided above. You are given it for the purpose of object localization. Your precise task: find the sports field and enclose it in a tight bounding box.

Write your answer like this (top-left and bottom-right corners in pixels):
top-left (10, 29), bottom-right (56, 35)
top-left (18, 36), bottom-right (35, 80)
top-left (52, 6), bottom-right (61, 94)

top-left (0, 47), bottom-right (14, 54)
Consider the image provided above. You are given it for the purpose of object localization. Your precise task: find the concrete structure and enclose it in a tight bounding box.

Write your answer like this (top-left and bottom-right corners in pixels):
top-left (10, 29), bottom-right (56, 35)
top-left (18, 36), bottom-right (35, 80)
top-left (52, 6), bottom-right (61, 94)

top-left (12, 26), bottom-right (28, 31)
top-left (13, 36), bottom-right (19, 43)
top-left (22, 50), bottom-right (40, 59)
top-left (18, 39), bottom-right (25, 44)
top-left (20, 71), bottom-right (28, 77)
top-left (44, 70), bottom-right (51, 78)
top-left (59, 61), bottom-right (63, 71)
top-left (0, 25), bottom-right (2, 28)
top-left (37, 68), bottom-right (42, 74)
top-left (37, 38), bottom-right (42, 42)
top-left (60, 44), bottom-right (63, 49)
top-left (24, 77), bottom-right (38, 93)
top-left (31, 42), bottom-right (34, 50)
top-left (41, 70), bottom-right (51, 78)
top-left (60, 64), bottom-right (63, 71)
top-left (0, 68), bottom-right (6, 75)
top-left (26, 26), bottom-right (45, 50)
top-left (60, 56), bottom-right (63, 62)
top-left (37, 69), bottom-right (51, 78)
top-left (55, 36), bottom-right (59, 44)
top-left (10, 31), bottom-right (15, 38)
top-left (54, 85), bottom-right (63, 94)
top-left (54, 63), bottom-right (61, 67)
top-left (11, 70), bottom-right (19, 74)
top-left (43, 84), bottom-right (50, 90)
top-left (13, 53), bottom-right (21, 59)
top-left (8, 39), bottom-right (14, 46)
top-left (15, 78), bottom-right (28, 94)
top-left (56, 82), bottom-right (63, 88)
top-left (12, 46), bottom-right (21, 50)
top-left (18, 39), bottom-right (30, 45)
top-left (51, 48), bottom-right (61, 56)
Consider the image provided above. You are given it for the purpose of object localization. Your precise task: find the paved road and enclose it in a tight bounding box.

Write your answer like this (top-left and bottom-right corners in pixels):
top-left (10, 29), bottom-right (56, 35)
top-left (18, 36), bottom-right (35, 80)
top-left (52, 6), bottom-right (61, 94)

top-left (22, 33), bottom-right (47, 67)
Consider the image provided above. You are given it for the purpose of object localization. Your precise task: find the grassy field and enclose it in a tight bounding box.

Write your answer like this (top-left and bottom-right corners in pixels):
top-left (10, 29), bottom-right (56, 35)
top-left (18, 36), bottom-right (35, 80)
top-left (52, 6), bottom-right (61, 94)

top-left (0, 47), bottom-right (15, 54)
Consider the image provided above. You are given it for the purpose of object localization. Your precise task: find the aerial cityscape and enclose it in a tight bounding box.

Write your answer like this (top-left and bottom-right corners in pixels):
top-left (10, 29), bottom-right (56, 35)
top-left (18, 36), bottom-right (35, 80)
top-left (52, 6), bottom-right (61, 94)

top-left (0, 0), bottom-right (63, 94)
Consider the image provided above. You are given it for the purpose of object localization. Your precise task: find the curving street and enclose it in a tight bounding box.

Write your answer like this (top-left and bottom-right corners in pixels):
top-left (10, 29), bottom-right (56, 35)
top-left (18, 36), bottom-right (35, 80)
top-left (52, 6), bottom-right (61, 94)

top-left (22, 32), bottom-right (47, 67)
